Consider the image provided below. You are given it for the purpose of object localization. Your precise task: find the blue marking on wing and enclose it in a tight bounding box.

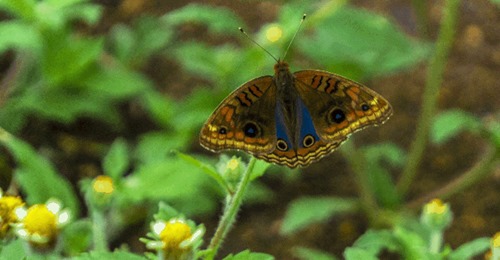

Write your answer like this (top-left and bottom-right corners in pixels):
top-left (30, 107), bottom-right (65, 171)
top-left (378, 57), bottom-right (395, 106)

top-left (275, 105), bottom-right (291, 149)
top-left (297, 98), bottom-right (319, 147)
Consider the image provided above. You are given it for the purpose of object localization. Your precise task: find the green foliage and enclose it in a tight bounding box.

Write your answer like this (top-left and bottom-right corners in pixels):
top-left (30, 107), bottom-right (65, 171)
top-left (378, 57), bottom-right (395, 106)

top-left (222, 250), bottom-right (274, 260)
top-left (448, 237), bottom-right (491, 260)
top-left (0, 0), bottom-right (152, 132)
top-left (0, 1), bottom-right (495, 259)
top-left (0, 131), bottom-right (79, 215)
top-left (299, 6), bottom-right (431, 79)
top-left (361, 143), bottom-right (405, 208)
top-left (72, 251), bottom-right (146, 260)
top-left (341, 220), bottom-right (490, 259)
top-left (62, 220), bottom-right (93, 256)
top-left (431, 109), bottom-right (482, 144)
top-left (103, 138), bottom-right (129, 180)
top-left (280, 197), bottom-right (359, 235)
top-left (293, 247), bottom-right (339, 260)
top-left (162, 3), bottom-right (245, 36)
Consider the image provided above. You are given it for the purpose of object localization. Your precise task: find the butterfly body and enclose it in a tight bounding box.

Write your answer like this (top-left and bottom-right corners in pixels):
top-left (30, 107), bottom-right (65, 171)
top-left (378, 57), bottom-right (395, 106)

top-left (200, 60), bottom-right (392, 168)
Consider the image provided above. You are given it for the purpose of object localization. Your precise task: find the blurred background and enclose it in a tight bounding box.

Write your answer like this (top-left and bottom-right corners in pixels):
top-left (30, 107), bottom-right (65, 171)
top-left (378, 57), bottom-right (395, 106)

top-left (0, 0), bottom-right (498, 258)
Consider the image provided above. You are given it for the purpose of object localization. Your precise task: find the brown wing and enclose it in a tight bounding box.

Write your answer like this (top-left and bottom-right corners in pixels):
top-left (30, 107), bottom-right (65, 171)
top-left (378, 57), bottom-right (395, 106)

top-left (199, 76), bottom-right (278, 155)
top-left (293, 70), bottom-right (392, 142)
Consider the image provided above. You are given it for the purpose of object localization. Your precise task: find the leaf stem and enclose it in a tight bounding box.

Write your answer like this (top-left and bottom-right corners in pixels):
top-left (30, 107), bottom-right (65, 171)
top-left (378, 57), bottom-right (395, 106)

top-left (341, 140), bottom-right (378, 223)
top-left (397, 0), bottom-right (461, 196)
top-left (406, 147), bottom-right (499, 209)
top-left (205, 157), bottom-right (257, 259)
top-left (91, 207), bottom-right (109, 252)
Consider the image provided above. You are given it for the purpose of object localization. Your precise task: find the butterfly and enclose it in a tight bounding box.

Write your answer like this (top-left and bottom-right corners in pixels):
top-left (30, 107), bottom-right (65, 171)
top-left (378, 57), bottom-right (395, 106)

top-left (199, 19), bottom-right (392, 168)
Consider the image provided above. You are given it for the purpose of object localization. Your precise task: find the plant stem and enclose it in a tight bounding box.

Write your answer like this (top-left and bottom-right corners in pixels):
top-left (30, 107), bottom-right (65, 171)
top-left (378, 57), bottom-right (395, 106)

top-left (205, 157), bottom-right (257, 260)
top-left (429, 230), bottom-right (443, 254)
top-left (91, 207), bottom-right (108, 252)
top-left (397, 0), bottom-right (461, 196)
top-left (406, 147), bottom-right (498, 209)
top-left (341, 140), bottom-right (378, 223)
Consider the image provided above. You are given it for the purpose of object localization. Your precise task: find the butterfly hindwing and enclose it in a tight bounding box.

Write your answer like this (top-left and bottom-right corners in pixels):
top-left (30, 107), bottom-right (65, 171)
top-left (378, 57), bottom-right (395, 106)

top-left (255, 97), bottom-right (346, 168)
top-left (294, 70), bottom-right (393, 142)
top-left (199, 76), bottom-right (278, 154)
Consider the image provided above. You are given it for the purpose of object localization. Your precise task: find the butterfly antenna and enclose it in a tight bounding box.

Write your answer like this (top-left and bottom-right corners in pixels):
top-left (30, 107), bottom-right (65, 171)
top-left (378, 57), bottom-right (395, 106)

top-left (239, 27), bottom-right (279, 62)
top-left (282, 14), bottom-right (306, 61)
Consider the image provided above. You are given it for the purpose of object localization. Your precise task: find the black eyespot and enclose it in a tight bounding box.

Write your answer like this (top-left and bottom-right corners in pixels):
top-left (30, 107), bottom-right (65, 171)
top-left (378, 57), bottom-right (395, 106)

top-left (276, 139), bottom-right (288, 151)
top-left (219, 127), bottom-right (227, 134)
top-left (243, 122), bottom-right (259, 137)
top-left (330, 108), bottom-right (346, 124)
top-left (361, 104), bottom-right (370, 111)
top-left (302, 135), bottom-right (315, 148)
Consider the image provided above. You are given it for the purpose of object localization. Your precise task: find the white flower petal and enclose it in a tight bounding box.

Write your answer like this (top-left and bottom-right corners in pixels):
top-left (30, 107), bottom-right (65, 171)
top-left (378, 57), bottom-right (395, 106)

top-left (46, 200), bottom-right (61, 214)
top-left (14, 207), bottom-right (27, 220)
top-left (152, 221), bottom-right (166, 236)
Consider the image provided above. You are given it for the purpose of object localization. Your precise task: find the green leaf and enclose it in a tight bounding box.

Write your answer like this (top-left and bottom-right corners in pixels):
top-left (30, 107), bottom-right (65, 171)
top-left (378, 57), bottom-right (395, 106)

top-left (0, 0), bottom-right (36, 20)
top-left (41, 32), bottom-right (104, 86)
top-left (299, 6), bottom-right (431, 79)
top-left (0, 239), bottom-right (27, 259)
top-left (293, 246), bottom-right (339, 260)
top-left (344, 248), bottom-right (378, 260)
top-left (250, 159), bottom-right (271, 180)
top-left (72, 251), bottom-right (145, 260)
top-left (62, 219), bottom-right (92, 256)
top-left (223, 250), bottom-right (275, 260)
top-left (448, 237), bottom-right (490, 260)
top-left (350, 230), bottom-right (400, 255)
top-left (6, 86), bottom-right (122, 126)
top-left (175, 151), bottom-right (228, 193)
top-left (362, 143), bottom-right (405, 208)
top-left (109, 16), bottom-right (173, 66)
top-left (163, 3), bottom-right (245, 36)
top-left (281, 196), bottom-right (359, 235)
top-left (83, 66), bottom-right (152, 99)
top-left (0, 130), bottom-right (79, 215)
top-left (122, 158), bottom-right (217, 216)
top-left (140, 90), bottom-right (175, 128)
top-left (0, 21), bottom-right (41, 53)
top-left (134, 132), bottom-right (190, 164)
top-left (393, 226), bottom-right (433, 260)
top-left (103, 138), bottom-right (129, 180)
top-left (431, 109), bottom-right (482, 144)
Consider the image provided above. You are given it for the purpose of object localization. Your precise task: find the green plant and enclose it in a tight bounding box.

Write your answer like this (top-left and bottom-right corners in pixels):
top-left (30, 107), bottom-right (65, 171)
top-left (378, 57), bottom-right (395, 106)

top-left (0, 0), bottom-right (498, 259)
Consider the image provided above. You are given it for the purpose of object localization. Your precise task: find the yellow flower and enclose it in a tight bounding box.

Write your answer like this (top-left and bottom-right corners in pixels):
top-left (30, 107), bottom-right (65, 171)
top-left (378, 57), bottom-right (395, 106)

top-left (421, 198), bottom-right (452, 231)
top-left (425, 199), bottom-right (447, 214)
top-left (0, 192), bottom-right (24, 237)
top-left (227, 158), bottom-right (239, 171)
top-left (493, 232), bottom-right (500, 248)
top-left (92, 175), bottom-right (114, 194)
top-left (266, 25), bottom-right (282, 42)
top-left (15, 199), bottom-right (70, 247)
top-left (146, 218), bottom-right (204, 259)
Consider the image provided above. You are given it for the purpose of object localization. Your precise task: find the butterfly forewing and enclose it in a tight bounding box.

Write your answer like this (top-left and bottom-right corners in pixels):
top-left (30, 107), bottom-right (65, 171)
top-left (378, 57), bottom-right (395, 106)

top-left (199, 76), bottom-right (278, 154)
top-left (294, 70), bottom-right (393, 141)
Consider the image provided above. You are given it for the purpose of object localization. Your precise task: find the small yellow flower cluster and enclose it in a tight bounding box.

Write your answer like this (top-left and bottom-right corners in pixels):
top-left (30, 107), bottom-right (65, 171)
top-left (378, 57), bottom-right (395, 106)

top-left (92, 175), bottom-right (114, 194)
top-left (14, 199), bottom-right (70, 248)
top-left (421, 198), bottom-right (452, 231)
top-left (145, 218), bottom-right (205, 259)
top-left (0, 191), bottom-right (24, 237)
top-left (266, 25), bottom-right (283, 43)
top-left (1, 190), bottom-right (70, 250)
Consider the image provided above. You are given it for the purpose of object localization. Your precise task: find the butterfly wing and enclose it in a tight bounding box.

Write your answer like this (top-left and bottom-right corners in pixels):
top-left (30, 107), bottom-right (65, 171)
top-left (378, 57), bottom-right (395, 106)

top-left (293, 70), bottom-right (393, 142)
top-left (199, 76), bottom-right (278, 154)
